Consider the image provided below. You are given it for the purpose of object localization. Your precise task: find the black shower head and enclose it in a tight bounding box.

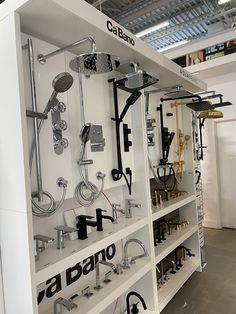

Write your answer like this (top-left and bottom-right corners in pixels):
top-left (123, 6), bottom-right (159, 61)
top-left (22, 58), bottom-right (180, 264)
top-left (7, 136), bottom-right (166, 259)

top-left (186, 101), bottom-right (214, 111)
top-left (213, 101), bottom-right (233, 108)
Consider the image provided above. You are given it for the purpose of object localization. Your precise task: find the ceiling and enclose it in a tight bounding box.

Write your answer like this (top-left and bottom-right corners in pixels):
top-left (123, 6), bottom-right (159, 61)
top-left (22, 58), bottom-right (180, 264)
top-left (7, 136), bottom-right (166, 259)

top-left (86, 0), bottom-right (236, 51)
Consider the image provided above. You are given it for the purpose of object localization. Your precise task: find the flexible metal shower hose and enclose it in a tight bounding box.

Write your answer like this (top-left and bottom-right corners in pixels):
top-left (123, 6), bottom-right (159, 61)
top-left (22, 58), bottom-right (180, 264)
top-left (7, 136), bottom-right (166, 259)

top-left (30, 119), bottom-right (67, 217)
top-left (74, 144), bottom-right (105, 206)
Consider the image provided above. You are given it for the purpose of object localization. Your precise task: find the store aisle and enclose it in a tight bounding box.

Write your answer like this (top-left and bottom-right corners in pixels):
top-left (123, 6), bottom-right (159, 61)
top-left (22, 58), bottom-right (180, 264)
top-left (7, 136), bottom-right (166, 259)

top-left (162, 228), bottom-right (236, 314)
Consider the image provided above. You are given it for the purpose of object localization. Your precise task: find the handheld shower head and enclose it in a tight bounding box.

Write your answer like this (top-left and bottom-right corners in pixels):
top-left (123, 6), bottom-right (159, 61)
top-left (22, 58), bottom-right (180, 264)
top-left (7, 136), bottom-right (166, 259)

top-left (69, 52), bottom-right (120, 75)
top-left (80, 123), bottom-right (94, 144)
top-left (44, 72), bottom-right (73, 115)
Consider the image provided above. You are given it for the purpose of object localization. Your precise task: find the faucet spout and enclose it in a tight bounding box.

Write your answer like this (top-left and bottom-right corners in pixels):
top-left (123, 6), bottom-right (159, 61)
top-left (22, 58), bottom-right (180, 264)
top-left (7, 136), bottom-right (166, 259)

top-left (123, 238), bottom-right (148, 269)
top-left (126, 291), bottom-right (147, 314)
top-left (94, 260), bottom-right (117, 290)
top-left (54, 297), bottom-right (77, 314)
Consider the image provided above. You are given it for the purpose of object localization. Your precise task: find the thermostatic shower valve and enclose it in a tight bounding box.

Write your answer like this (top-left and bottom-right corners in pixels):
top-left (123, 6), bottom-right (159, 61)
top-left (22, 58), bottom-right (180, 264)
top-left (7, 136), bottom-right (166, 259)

top-left (51, 101), bottom-right (69, 155)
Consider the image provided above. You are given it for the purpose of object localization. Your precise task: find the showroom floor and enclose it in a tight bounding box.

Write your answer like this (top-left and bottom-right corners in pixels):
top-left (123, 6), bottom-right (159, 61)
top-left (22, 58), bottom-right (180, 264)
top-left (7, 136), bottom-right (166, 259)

top-left (162, 228), bottom-right (236, 314)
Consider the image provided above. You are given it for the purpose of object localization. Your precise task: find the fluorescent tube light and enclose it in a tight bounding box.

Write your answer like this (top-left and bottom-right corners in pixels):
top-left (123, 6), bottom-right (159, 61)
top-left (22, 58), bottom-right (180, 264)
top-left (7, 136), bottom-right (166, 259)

top-left (218, 0), bottom-right (232, 4)
top-left (158, 40), bottom-right (189, 52)
top-left (136, 21), bottom-right (170, 38)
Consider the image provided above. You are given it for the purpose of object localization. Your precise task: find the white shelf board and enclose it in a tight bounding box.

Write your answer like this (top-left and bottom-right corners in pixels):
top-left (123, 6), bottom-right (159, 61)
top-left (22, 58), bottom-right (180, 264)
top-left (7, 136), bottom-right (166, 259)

top-left (35, 216), bottom-right (148, 285)
top-left (152, 194), bottom-right (196, 221)
top-left (63, 259), bottom-right (151, 314)
top-left (158, 258), bottom-right (200, 312)
top-left (155, 225), bottom-right (198, 264)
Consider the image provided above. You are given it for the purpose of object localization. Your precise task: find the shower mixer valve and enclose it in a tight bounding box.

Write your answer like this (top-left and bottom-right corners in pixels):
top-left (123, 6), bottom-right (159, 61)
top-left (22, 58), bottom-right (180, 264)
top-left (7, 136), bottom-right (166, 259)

top-left (51, 100), bottom-right (69, 155)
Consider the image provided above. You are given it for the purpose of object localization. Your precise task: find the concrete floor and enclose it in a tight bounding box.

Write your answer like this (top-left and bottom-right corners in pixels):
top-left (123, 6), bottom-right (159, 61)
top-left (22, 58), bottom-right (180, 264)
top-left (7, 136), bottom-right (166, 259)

top-left (162, 228), bottom-right (236, 314)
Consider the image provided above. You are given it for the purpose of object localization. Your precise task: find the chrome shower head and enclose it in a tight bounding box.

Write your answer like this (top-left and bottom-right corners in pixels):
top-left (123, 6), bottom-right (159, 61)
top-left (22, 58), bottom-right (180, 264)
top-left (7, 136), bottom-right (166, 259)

top-left (43, 72), bottom-right (73, 115)
top-left (52, 72), bottom-right (74, 93)
top-left (124, 70), bottom-right (158, 91)
top-left (69, 52), bottom-right (120, 75)
top-left (164, 88), bottom-right (193, 99)
top-left (80, 123), bottom-right (94, 144)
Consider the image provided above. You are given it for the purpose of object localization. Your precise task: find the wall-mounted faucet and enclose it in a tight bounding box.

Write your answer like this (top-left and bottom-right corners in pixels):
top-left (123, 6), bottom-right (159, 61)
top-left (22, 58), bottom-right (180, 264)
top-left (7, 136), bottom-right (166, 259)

top-left (76, 215), bottom-right (97, 240)
top-left (96, 208), bottom-right (114, 231)
top-left (54, 226), bottom-right (77, 250)
top-left (125, 199), bottom-right (141, 218)
top-left (54, 297), bottom-right (77, 314)
top-left (94, 260), bottom-right (117, 290)
top-left (112, 203), bottom-right (125, 224)
top-left (123, 238), bottom-right (148, 269)
top-left (34, 234), bottom-right (54, 261)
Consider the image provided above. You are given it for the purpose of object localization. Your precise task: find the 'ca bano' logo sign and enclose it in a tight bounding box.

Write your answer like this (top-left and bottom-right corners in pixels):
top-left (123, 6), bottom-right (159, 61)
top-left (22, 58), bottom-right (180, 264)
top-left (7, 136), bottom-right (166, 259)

top-left (106, 20), bottom-right (135, 46)
top-left (37, 244), bottom-right (116, 304)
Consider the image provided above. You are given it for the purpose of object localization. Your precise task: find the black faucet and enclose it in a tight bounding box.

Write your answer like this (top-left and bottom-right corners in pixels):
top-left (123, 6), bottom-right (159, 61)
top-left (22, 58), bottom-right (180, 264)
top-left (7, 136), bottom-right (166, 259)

top-left (76, 215), bottom-right (97, 240)
top-left (96, 208), bottom-right (114, 231)
top-left (180, 245), bottom-right (195, 258)
top-left (156, 219), bottom-right (171, 243)
top-left (126, 291), bottom-right (147, 314)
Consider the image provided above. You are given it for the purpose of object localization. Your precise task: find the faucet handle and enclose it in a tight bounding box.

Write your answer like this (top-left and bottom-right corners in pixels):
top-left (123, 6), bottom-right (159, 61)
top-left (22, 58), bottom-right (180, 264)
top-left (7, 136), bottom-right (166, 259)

top-left (116, 263), bottom-right (123, 275)
top-left (54, 225), bottom-right (77, 234)
top-left (103, 271), bottom-right (112, 284)
top-left (82, 286), bottom-right (93, 298)
top-left (77, 214), bottom-right (94, 220)
top-left (34, 234), bottom-right (54, 261)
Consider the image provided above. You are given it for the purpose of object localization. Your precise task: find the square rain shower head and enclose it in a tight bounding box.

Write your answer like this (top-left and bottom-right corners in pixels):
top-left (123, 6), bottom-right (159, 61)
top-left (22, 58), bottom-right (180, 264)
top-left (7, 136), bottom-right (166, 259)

top-left (186, 101), bottom-right (214, 111)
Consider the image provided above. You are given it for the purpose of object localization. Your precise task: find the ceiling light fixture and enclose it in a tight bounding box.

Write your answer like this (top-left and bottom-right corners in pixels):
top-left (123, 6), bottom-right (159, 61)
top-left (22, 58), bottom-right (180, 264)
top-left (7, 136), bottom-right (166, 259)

top-left (218, 0), bottom-right (232, 4)
top-left (136, 21), bottom-right (170, 38)
top-left (158, 39), bottom-right (189, 53)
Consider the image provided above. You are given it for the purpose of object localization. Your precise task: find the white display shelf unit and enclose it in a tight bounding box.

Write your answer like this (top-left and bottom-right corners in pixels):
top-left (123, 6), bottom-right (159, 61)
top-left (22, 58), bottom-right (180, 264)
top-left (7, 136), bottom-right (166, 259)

top-left (0, 1), bottom-right (205, 313)
top-left (152, 194), bottom-right (196, 221)
top-left (158, 258), bottom-right (200, 312)
top-left (155, 224), bottom-right (198, 264)
top-left (36, 216), bottom-right (148, 285)
top-left (62, 259), bottom-right (151, 314)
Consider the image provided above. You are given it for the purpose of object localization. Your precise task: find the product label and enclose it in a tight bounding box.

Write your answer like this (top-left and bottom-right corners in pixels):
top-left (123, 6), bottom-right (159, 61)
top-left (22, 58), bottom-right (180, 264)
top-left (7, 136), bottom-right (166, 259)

top-left (106, 20), bottom-right (135, 46)
top-left (37, 243), bottom-right (116, 304)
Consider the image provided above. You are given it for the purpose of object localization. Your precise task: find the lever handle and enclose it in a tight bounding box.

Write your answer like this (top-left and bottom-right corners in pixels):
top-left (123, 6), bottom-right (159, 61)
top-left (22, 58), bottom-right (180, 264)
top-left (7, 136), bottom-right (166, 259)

top-left (77, 215), bottom-right (94, 220)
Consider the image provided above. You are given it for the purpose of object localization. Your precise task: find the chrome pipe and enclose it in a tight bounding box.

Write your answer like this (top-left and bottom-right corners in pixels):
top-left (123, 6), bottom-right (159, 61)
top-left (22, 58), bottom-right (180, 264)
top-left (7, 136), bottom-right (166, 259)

top-left (37, 37), bottom-right (97, 64)
top-left (144, 84), bottom-right (183, 95)
top-left (28, 39), bottom-right (43, 201)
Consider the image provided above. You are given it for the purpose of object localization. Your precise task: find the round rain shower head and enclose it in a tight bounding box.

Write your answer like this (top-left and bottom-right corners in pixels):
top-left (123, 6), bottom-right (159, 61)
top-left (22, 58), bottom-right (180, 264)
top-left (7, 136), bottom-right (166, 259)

top-left (69, 52), bottom-right (120, 75)
top-left (198, 110), bottom-right (223, 119)
top-left (52, 72), bottom-right (74, 93)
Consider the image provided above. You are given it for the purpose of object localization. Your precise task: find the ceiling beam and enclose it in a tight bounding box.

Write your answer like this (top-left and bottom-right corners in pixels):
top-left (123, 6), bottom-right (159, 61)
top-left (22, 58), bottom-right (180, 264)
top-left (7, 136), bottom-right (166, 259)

top-left (147, 6), bottom-right (236, 44)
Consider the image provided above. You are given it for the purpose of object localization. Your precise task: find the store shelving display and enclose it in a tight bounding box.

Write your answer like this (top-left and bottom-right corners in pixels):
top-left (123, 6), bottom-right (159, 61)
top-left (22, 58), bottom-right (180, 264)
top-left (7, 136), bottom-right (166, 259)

top-left (0, 1), bottom-right (206, 313)
top-left (158, 258), bottom-right (200, 312)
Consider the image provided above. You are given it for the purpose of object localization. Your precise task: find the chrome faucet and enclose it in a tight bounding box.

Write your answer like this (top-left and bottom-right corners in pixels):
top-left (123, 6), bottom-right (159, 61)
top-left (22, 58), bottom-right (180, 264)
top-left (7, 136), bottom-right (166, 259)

top-left (123, 238), bottom-right (148, 269)
top-left (54, 297), bottom-right (77, 314)
top-left (94, 260), bottom-right (117, 290)
top-left (125, 199), bottom-right (141, 218)
top-left (112, 203), bottom-right (125, 223)
top-left (164, 258), bottom-right (177, 274)
top-left (54, 225), bottom-right (77, 250)
top-left (34, 234), bottom-right (54, 261)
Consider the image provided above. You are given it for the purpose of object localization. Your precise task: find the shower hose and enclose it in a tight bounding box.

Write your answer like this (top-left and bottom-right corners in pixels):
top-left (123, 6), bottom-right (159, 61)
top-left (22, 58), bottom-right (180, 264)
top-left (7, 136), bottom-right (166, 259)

top-left (148, 155), bottom-right (176, 192)
top-left (74, 143), bottom-right (105, 206)
top-left (30, 119), bottom-right (67, 217)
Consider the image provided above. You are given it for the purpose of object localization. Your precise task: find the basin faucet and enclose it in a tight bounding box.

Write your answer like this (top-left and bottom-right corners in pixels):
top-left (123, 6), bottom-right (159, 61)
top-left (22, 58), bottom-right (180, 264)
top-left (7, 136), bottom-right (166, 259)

top-left (76, 215), bottom-right (97, 240)
top-left (156, 219), bottom-right (171, 243)
top-left (96, 208), bottom-right (114, 231)
top-left (54, 226), bottom-right (77, 250)
top-left (34, 234), bottom-right (54, 261)
top-left (123, 238), bottom-right (148, 269)
top-left (126, 291), bottom-right (147, 314)
top-left (180, 245), bottom-right (195, 260)
top-left (94, 260), bottom-right (117, 290)
top-left (54, 297), bottom-right (77, 314)
top-left (125, 199), bottom-right (141, 218)
top-left (164, 258), bottom-right (177, 274)
top-left (112, 203), bottom-right (125, 224)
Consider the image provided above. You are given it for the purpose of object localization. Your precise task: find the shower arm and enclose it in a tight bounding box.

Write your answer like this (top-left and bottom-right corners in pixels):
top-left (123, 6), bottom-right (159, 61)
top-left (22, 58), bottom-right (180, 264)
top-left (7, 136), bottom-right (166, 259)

top-left (37, 37), bottom-right (96, 64)
top-left (160, 94), bottom-right (201, 102)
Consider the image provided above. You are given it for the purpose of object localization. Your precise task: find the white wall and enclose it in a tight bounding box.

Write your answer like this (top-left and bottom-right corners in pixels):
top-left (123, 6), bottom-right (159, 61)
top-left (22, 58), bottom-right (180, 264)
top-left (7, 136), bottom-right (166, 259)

top-left (202, 72), bottom-right (236, 228)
